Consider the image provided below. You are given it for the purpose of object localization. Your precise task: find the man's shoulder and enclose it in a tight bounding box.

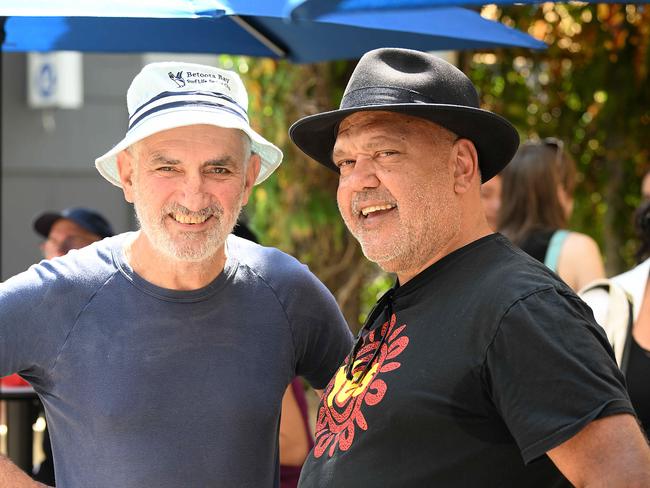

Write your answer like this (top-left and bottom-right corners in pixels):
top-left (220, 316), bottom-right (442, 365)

top-left (228, 234), bottom-right (311, 280)
top-left (60, 233), bottom-right (118, 268)
top-left (1, 234), bottom-right (122, 314)
top-left (463, 233), bottom-right (574, 303)
top-left (226, 234), bottom-right (341, 315)
top-left (32, 234), bottom-right (121, 287)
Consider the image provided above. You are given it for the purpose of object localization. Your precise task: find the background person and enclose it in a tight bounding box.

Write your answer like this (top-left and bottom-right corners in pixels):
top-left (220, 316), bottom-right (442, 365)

top-left (498, 139), bottom-right (605, 291)
top-left (480, 173), bottom-right (501, 231)
top-left (580, 198), bottom-right (650, 437)
top-left (1, 206), bottom-right (114, 485)
top-left (34, 207), bottom-right (114, 260)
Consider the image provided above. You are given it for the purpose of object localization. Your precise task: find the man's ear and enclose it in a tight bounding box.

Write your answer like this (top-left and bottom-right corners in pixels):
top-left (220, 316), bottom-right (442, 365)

top-left (242, 153), bottom-right (261, 205)
top-left (452, 139), bottom-right (480, 194)
top-left (116, 150), bottom-right (136, 203)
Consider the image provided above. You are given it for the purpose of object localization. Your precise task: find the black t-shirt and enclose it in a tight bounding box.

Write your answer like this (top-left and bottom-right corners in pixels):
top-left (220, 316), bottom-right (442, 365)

top-left (518, 228), bottom-right (555, 263)
top-left (298, 234), bottom-right (634, 488)
top-left (626, 337), bottom-right (650, 437)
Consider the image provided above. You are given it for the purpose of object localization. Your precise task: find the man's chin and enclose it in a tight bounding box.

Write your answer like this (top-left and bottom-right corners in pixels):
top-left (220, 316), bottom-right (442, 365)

top-left (155, 235), bottom-right (225, 262)
top-left (360, 243), bottom-right (401, 270)
top-left (164, 246), bottom-right (220, 263)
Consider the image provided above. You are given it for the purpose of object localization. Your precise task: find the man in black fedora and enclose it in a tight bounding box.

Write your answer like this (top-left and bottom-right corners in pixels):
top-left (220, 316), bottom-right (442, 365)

top-left (290, 47), bottom-right (650, 487)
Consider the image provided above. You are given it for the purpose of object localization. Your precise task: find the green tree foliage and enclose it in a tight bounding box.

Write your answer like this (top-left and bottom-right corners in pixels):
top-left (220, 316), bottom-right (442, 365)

top-left (468, 3), bottom-right (650, 273)
top-left (224, 3), bottom-right (649, 330)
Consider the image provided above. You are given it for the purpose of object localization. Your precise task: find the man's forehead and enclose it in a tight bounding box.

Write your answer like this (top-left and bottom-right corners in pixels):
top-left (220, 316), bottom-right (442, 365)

top-left (335, 111), bottom-right (455, 149)
top-left (133, 124), bottom-right (249, 161)
top-left (337, 111), bottom-right (446, 137)
top-left (143, 124), bottom-right (238, 142)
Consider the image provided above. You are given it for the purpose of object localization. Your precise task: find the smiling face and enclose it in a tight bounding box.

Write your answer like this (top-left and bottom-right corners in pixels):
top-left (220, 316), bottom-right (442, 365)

top-left (117, 124), bottom-right (259, 264)
top-left (334, 111), bottom-right (462, 279)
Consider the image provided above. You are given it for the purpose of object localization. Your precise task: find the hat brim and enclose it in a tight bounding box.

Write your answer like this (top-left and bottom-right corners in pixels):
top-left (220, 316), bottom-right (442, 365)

top-left (95, 110), bottom-right (283, 187)
top-left (289, 104), bottom-right (519, 182)
top-left (33, 212), bottom-right (62, 238)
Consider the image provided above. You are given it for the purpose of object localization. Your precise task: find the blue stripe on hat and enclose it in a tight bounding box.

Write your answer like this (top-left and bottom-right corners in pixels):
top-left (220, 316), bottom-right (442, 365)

top-left (129, 90), bottom-right (247, 122)
top-left (130, 90), bottom-right (245, 119)
top-left (128, 100), bottom-right (248, 132)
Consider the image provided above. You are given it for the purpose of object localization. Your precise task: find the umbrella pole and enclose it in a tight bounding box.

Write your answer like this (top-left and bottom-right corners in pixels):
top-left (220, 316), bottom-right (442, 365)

top-left (229, 16), bottom-right (286, 58)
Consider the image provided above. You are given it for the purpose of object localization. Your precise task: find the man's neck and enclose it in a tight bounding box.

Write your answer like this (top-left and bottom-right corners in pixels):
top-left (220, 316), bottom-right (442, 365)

top-left (396, 218), bottom-right (493, 285)
top-left (124, 231), bottom-right (227, 290)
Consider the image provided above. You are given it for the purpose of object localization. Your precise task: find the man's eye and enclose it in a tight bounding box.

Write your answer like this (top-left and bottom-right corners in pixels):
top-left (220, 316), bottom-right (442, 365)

top-left (156, 166), bottom-right (176, 172)
top-left (336, 159), bottom-right (355, 169)
top-left (206, 167), bottom-right (228, 174)
top-left (376, 150), bottom-right (397, 158)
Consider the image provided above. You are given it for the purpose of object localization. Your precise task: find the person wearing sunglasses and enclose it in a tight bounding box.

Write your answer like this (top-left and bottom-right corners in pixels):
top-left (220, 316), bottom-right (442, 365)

top-left (290, 48), bottom-right (650, 487)
top-left (498, 139), bottom-right (606, 292)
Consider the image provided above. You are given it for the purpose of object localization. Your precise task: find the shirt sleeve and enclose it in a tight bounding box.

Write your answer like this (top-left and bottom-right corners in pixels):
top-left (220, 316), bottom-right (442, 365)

top-left (284, 268), bottom-right (353, 390)
top-left (484, 286), bottom-right (635, 464)
top-left (0, 259), bottom-right (91, 389)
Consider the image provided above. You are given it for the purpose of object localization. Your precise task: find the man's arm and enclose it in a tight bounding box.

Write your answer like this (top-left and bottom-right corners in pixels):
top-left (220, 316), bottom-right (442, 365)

top-left (548, 413), bottom-right (650, 487)
top-left (0, 454), bottom-right (49, 487)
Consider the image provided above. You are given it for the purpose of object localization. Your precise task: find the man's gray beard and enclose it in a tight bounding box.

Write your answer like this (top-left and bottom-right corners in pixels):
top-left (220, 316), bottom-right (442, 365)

top-left (342, 187), bottom-right (460, 275)
top-left (134, 200), bottom-right (243, 263)
top-left (356, 214), bottom-right (460, 274)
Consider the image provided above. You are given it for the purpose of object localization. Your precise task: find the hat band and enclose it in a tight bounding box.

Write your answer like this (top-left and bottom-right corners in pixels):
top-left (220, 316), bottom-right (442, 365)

top-left (128, 99), bottom-right (249, 132)
top-left (130, 90), bottom-right (246, 122)
top-left (340, 86), bottom-right (439, 109)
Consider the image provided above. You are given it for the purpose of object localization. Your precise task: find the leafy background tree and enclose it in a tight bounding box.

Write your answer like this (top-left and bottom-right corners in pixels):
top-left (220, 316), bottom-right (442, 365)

top-left (222, 3), bottom-right (649, 330)
top-left (469, 3), bottom-right (650, 274)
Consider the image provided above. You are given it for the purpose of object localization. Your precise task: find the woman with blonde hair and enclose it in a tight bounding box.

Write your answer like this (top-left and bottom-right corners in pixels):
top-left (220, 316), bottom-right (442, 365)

top-left (498, 138), bottom-right (605, 291)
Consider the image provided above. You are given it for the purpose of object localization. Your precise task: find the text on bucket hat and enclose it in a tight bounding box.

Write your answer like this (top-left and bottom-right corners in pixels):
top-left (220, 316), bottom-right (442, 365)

top-left (34, 207), bottom-right (114, 239)
top-left (95, 62), bottom-right (283, 187)
top-left (289, 47), bottom-right (519, 182)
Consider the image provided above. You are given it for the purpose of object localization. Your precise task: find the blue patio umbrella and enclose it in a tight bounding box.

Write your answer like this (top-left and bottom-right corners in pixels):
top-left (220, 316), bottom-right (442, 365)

top-left (0, 0), bottom-right (543, 280)
top-left (1, 0), bottom-right (544, 62)
top-left (288, 0), bottom-right (650, 20)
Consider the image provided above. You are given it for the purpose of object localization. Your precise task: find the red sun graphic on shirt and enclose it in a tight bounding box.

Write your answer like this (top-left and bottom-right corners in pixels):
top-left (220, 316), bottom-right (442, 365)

top-left (313, 313), bottom-right (409, 458)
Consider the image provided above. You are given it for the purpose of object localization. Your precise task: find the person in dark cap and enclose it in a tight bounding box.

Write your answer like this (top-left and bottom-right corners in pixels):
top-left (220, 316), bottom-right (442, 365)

top-left (9, 207), bottom-right (114, 485)
top-left (290, 47), bottom-right (650, 487)
top-left (34, 207), bottom-right (114, 260)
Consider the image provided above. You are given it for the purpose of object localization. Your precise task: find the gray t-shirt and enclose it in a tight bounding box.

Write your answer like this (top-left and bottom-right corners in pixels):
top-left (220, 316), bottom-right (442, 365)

top-left (0, 233), bottom-right (352, 488)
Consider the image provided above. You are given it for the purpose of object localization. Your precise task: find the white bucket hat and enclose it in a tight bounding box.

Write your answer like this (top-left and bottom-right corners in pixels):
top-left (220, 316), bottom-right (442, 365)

top-left (95, 62), bottom-right (283, 187)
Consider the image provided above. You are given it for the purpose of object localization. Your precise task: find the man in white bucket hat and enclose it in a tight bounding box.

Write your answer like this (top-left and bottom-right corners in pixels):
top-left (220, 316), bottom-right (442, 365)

top-left (0, 62), bottom-right (352, 488)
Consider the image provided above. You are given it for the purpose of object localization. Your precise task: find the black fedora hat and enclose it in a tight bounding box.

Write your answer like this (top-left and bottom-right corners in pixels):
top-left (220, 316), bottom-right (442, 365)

top-left (289, 47), bottom-right (519, 182)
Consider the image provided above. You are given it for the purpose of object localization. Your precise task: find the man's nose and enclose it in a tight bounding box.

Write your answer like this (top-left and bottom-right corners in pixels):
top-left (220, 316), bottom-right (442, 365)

top-left (348, 155), bottom-right (380, 190)
top-left (179, 172), bottom-right (210, 210)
